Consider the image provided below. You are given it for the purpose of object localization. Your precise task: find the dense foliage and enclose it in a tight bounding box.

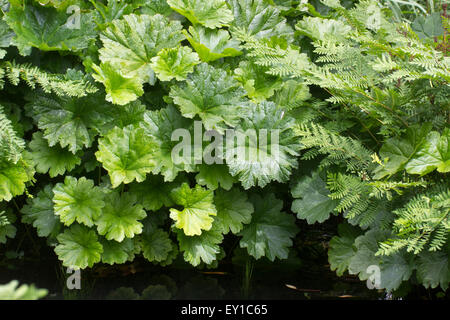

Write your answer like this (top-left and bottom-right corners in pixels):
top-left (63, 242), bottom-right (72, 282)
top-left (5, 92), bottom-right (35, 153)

top-left (0, 0), bottom-right (448, 297)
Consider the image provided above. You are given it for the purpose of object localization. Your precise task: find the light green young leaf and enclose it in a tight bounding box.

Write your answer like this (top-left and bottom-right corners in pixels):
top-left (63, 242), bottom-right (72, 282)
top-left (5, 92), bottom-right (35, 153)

top-left (100, 238), bottom-right (137, 265)
top-left (55, 224), bottom-right (103, 269)
top-left (291, 170), bottom-right (338, 224)
top-left (169, 63), bottom-right (248, 132)
top-left (0, 281), bottom-right (47, 300)
top-left (295, 16), bottom-right (351, 42)
top-left (234, 60), bottom-right (282, 102)
top-left (183, 26), bottom-right (242, 62)
top-left (91, 62), bottom-right (144, 106)
top-left (4, 1), bottom-right (97, 55)
top-left (53, 176), bottom-right (105, 227)
top-left (21, 184), bottom-right (61, 238)
top-left (406, 128), bottom-right (450, 175)
top-left (169, 183), bottom-right (217, 236)
top-left (0, 160), bottom-right (31, 202)
top-left (28, 132), bottom-right (81, 177)
top-left (214, 188), bottom-right (253, 234)
top-left (140, 105), bottom-right (196, 181)
top-left (373, 124), bottom-right (432, 179)
top-left (225, 101), bottom-right (300, 189)
top-left (98, 13), bottom-right (184, 89)
top-left (195, 164), bottom-right (235, 191)
top-left (167, 0), bottom-right (233, 29)
top-left (96, 192), bottom-right (147, 242)
top-left (228, 0), bottom-right (293, 39)
top-left (96, 125), bottom-right (158, 188)
top-left (239, 193), bottom-right (298, 261)
top-left (150, 46), bottom-right (199, 81)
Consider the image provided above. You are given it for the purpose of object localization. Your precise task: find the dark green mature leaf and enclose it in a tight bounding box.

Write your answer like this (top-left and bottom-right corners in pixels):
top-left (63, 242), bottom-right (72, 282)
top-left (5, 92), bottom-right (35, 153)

top-left (176, 226), bottom-right (224, 266)
top-left (27, 93), bottom-right (111, 153)
top-left (228, 0), bottom-right (293, 39)
top-left (170, 63), bottom-right (248, 132)
top-left (416, 249), bottom-right (450, 291)
top-left (4, 0), bottom-right (97, 55)
top-left (239, 193), bottom-right (297, 261)
top-left (29, 132), bottom-right (81, 177)
top-left (291, 170), bottom-right (338, 224)
top-left (328, 223), bottom-right (362, 276)
top-left (195, 164), bottom-right (235, 191)
top-left (214, 188), bottom-right (253, 234)
top-left (55, 224), bottom-right (103, 269)
top-left (225, 101), bottom-right (300, 189)
top-left (140, 105), bottom-right (196, 181)
top-left (21, 184), bottom-right (61, 238)
top-left (0, 211), bottom-right (16, 244)
top-left (141, 228), bottom-right (173, 263)
top-left (412, 12), bottom-right (444, 40)
top-left (101, 238), bottom-right (137, 265)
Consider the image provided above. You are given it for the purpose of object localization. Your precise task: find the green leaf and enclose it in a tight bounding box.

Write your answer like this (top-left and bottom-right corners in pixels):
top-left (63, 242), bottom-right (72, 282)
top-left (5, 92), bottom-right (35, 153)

top-left (169, 183), bottom-right (217, 236)
top-left (272, 80), bottom-right (311, 110)
top-left (141, 228), bottom-right (173, 263)
top-left (27, 93), bottom-right (111, 153)
top-left (167, 0), bottom-right (233, 29)
top-left (55, 224), bottom-right (103, 269)
top-left (53, 176), bottom-right (105, 227)
top-left (0, 160), bottom-right (31, 202)
top-left (295, 16), bottom-right (352, 42)
top-left (98, 13), bottom-right (184, 95)
top-left (234, 60), bottom-right (282, 102)
top-left (0, 211), bottom-right (16, 244)
top-left (412, 12), bottom-right (444, 40)
top-left (348, 229), bottom-right (414, 291)
top-left (4, 1), bottom-right (97, 55)
top-left (176, 226), bottom-right (224, 266)
top-left (96, 125), bottom-right (158, 188)
top-left (129, 175), bottom-right (185, 211)
top-left (373, 124), bottom-right (432, 179)
top-left (225, 101), bottom-right (300, 189)
top-left (195, 164), bottom-right (235, 191)
top-left (228, 0), bottom-right (293, 39)
top-left (21, 184), bottom-right (61, 238)
top-left (150, 45), bottom-right (199, 81)
top-left (328, 223), bottom-right (362, 277)
top-left (291, 170), bottom-right (338, 224)
top-left (140, 105), bottom-right (196, 181)
top-left (0, 281), bottom-right (47, 300)
top-left (213, 188), bottom-right (253, 234)
top-left (91, 62), bottom-right (144, 106)
top-left (28, 132), bottom-right (81, 177)
top-left (183, 25), bottom-right (242, 62)
top-left (416, 249), bottom-right (450, 291)
top-left (169, 62), bottom-right (248, 132)
top-left (239, 193), bottom-right (298, 261)
top-left (96, 192), bottom-right (147, 242)
top-left (100, 238), bottom-right (137, 265)
top-left (406, 128), bottom-right (450, 175)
